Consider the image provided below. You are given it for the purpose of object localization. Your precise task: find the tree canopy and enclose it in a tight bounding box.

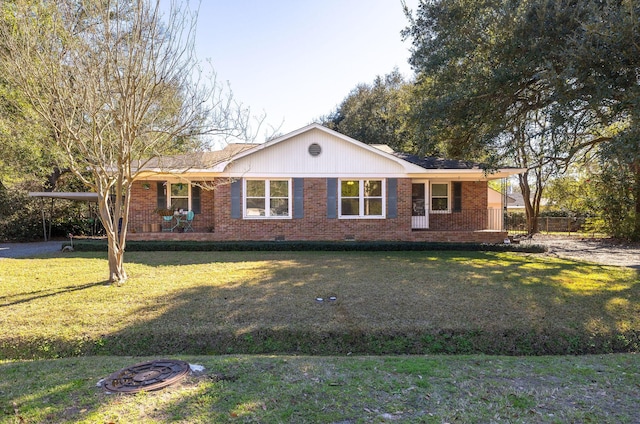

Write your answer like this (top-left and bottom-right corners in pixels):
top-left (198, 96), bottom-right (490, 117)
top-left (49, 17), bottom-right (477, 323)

top-left (403, 0), bottom-right (640, 238)
top-left (0, 0), bottom-right (256, 281)
top-left (321, 70), bottom-right (419, 153)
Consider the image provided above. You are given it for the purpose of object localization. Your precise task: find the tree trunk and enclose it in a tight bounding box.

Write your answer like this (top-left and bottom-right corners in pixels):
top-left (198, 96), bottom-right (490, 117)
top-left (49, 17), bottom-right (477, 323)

top-left (45, 167), bottom-right (67, 191)
top-left (633, 162), bottom-right (640, 241)
top-left (107, 234), bottom-right (127, 283)
top-left (97, 188), bottom-right (129, 284)
top-left (518, 172), bottom-right (541, 235)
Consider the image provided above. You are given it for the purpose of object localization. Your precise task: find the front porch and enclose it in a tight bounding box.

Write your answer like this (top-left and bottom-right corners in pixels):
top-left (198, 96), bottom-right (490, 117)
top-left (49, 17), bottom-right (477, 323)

top-left (127, 229), bottom-right (508, 244)
top-left (127, 208), bottom-right (509, 244)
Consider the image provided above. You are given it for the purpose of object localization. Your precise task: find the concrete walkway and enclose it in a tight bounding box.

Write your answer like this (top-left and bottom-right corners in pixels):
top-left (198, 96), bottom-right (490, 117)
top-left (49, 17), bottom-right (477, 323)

top-left (0, 241), bottom-right (64, 259)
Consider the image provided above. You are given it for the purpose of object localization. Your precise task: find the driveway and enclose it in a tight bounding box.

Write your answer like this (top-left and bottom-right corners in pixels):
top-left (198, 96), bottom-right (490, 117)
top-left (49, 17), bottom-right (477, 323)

top-left (520, 234), bottom-right (640, 269)
top-left (0, 241), bottom-right (64, 259)
top-left (2, 236), bottom-right (639, 269)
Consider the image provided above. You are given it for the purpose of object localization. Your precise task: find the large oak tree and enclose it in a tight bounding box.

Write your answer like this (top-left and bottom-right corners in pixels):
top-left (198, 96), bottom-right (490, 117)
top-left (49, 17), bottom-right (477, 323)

top-left (402, 0), bottom-right (640, 238)
top-left (321, 70), bottom-right (418, 153)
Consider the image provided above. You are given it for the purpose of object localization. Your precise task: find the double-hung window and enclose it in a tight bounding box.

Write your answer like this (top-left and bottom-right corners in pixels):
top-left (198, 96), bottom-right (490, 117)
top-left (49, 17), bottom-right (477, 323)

top-left (339, 179), bottom-right (384, 218)
top-left (244, 179), bottom-right (291, 218)
top-left (169, 183), bottom-right (189, 211)
top-left (430, 182), bottom-right (450, 212)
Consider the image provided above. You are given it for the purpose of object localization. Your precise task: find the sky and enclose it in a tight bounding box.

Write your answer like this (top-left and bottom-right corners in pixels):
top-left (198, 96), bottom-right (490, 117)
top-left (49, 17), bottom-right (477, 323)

top-left (190, 0), bottom-right (420, 140)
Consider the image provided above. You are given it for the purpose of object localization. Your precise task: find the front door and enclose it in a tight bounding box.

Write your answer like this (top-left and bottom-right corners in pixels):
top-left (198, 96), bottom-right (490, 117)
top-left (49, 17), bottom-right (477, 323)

top-left (412, 181), bottom-right (429, 229)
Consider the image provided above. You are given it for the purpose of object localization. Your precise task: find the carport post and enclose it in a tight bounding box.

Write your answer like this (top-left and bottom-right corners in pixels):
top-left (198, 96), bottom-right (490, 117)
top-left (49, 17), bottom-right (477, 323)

top-left (40, 197), bottom-right (47, 242)
top-left (49, 198), bottom-right (54, 241)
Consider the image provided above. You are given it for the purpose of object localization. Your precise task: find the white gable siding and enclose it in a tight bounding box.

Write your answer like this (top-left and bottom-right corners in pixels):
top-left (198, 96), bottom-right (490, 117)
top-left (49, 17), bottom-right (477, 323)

top-left (225, 128), bottom-right (408, 177)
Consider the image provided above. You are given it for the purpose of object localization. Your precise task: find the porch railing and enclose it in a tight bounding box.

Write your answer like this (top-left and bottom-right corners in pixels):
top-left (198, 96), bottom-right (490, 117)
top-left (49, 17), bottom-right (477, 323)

top-left (415, 209), bottom-right (505, 231)
top-left (127, 210), bottom-right (212, 234)
top-left (128, 208), bottom-right (507, 234)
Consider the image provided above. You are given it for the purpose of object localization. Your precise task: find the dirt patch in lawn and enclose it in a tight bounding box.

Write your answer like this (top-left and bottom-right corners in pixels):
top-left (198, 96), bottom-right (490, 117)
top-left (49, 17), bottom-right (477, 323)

top-left (519, 234), bottom-right (640, 269)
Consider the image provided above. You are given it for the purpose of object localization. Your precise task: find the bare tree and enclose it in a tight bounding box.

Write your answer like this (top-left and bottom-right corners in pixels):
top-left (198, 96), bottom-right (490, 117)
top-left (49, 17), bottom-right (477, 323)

top-left (1, 0), bottom-right (255, 283)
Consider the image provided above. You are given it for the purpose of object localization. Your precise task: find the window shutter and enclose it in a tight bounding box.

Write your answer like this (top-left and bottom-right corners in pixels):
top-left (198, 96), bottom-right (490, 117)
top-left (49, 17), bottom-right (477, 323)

top-left (231, 179), bottom-right (242, 219)
top-left (191, 184), bottom-right (201, 214)
top-left (387, 178), bottom-right (397, 218)
top-left (453, 182), bottom-right (462, 212)
top-left (293, 178), bottom-right (304, 219)
top-left (327, 178), bottom-right (337, 219)
top-left (156, 182), bottom-right (166, 209)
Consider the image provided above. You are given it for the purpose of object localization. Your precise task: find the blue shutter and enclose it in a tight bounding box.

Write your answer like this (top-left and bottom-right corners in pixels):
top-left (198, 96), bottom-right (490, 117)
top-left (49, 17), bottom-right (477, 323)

top-left (191, 184), bottom-right (201, 214)
top-left (293, 178), bottom-right (304, 218)
top-left (453, 182), bottom-right (462, 212)
top-left (387, 178), bottom-right (397, 218)
top-left (327, 178), bottom-right (337, 219)
top-left (156, 182), bottom-right (166, 209)
top-left (231, 180), bottom-right (242, 219)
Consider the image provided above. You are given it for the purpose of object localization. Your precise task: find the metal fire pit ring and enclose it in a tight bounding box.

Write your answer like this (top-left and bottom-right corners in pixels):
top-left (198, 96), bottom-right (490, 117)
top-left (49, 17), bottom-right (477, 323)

top-left (103, 359), bottom-right (190, 393)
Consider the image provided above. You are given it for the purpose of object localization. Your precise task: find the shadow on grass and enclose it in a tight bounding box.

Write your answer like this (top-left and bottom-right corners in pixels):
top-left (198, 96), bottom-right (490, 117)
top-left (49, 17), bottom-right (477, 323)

top-left (98, 251), bottom-right (640, 357)
top-left (0, 281), bottom-right (107, 308)
top-left (2, 250), bottom-right (639, 358)
top-left (2, 250), bottom-right (639, 422)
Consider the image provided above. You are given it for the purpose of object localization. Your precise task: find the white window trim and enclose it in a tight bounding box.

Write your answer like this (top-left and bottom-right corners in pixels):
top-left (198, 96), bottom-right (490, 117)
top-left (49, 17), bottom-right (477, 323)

top-left (430, 181), bottom-right (451, 214)
top-left (168, 181), bottom-right (191, 211)
top-left (243, 178), bottom-right (292, 219)
top-left (338, 179), bottom-right (386, 219)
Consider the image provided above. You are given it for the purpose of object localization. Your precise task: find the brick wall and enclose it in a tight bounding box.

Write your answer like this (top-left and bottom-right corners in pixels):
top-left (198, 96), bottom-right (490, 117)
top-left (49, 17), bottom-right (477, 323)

top-left (429, 181), bottom-right (490, 231)
top-left (212, 178), bottom-right (412, 241)
top-left (128, 181), bottom-right (216, 233)
top-left (128, 178), bottom-right (507, 243)
top-left (128, 182), bottom-right (157, 232)
top-left (462, 181), bottom-right (488, 210)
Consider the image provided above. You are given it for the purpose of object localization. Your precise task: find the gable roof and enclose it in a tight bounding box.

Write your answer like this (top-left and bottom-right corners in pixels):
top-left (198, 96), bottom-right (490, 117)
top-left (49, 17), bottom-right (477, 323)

top-left (135, 143), bottom-right (258, 176)
top-left (134, 123), bottom-right (524, 179)
top-left (224, 123), bottom-right (428, 175)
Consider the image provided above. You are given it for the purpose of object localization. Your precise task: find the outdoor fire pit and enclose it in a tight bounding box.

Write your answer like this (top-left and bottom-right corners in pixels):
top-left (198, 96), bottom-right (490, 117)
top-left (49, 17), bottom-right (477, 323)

top-left (102, 359), bottom-right (190, 393)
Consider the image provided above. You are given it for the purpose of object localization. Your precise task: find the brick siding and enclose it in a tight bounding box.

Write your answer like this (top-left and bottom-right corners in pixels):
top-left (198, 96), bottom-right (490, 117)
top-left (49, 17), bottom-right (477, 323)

top-left (128, 180), bottom-right (216, 233)
top-left (128, 178), bottom-right (507, 243)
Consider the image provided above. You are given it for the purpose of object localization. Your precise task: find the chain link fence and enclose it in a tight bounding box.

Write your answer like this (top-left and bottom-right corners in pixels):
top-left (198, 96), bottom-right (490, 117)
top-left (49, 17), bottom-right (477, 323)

top-left (505, 213), bottom-right (606, 237)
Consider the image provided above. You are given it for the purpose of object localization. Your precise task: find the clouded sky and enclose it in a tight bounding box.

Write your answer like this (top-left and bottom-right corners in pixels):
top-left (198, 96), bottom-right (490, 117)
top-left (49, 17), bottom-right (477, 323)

top-left (188, 1), bottom-right (419, 140)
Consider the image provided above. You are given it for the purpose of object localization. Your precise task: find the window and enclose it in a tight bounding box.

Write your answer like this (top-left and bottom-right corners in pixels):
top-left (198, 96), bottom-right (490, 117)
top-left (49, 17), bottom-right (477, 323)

top-left (244, 179), bottom-right (291, 218)
top-left (157, 181), bottom-right (201, 213)
top-left (170, 183), bottom-right (189, 211)
top-left (340, 179), bottom-right (384, 218)
top-left (431, 183), bottom-right (449, 212)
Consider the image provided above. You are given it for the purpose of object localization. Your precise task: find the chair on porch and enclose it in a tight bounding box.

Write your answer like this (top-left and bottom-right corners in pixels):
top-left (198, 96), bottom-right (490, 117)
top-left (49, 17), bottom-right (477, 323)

top-left (182, 210), bottom-right (195, 232)
top-left (162, 215), bottom-right (174, 232)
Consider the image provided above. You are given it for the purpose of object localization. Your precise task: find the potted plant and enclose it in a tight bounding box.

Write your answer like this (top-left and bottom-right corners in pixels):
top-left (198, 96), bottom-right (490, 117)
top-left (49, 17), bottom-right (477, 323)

top-left (154, 207), bottom-right (174, 217)
top-left (154, 207), bottom-right (175, 232)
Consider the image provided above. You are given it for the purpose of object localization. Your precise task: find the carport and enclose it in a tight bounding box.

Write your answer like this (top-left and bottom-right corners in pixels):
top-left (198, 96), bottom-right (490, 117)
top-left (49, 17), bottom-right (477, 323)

top-left (28, 192), bottom-right (100, 241)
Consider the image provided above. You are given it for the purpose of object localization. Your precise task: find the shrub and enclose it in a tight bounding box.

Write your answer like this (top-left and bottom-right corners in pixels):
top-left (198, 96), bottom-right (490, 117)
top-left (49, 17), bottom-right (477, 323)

top-left (69, 239), bottom-right (547, 253)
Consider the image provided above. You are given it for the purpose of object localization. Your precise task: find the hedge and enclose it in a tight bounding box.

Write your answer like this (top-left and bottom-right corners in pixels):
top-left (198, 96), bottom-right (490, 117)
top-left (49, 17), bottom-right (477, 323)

top-left (68, 239), bottom-right (547, 253)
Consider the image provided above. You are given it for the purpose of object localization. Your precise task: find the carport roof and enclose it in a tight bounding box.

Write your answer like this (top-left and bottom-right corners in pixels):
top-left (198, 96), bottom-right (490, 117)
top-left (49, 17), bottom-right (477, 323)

top-left (29, 192), bottom-right (99, 202)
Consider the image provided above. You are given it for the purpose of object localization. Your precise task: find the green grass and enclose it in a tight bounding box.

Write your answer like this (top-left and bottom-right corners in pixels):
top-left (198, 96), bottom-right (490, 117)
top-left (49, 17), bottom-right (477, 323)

top-left (1, 250), bottom-right (638, 358)
top-left (1, 354), bottom-right (639, 423)
top-left (1, 250), bottom-right (639, 422)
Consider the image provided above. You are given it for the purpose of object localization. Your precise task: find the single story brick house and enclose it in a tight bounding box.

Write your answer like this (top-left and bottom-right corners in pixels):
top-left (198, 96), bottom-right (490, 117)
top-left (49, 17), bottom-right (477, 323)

top-left (128, 124), bottom-right (523, 243)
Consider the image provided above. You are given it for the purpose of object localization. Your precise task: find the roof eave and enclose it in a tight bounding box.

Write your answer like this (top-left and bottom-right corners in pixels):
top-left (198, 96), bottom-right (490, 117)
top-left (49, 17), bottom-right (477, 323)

top-left (409, 168), bottom-right (525, 180)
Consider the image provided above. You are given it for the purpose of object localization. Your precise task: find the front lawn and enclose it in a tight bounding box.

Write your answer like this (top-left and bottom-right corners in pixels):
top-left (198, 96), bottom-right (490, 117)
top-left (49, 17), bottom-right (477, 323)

top-left (1, 250), bottom-right (638, 357)
top-left (2, 354), bottom-right (639, 423)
